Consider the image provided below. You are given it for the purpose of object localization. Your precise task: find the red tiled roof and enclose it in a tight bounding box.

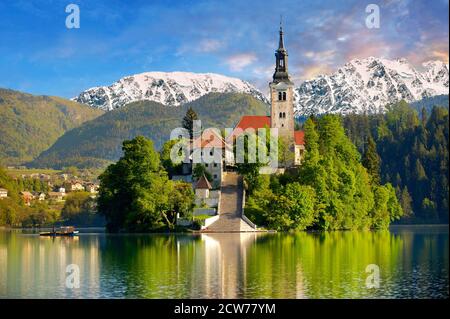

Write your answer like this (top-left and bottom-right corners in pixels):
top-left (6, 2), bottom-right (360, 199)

top-left (228, 116), bottom-right (271, 141)
top-left (294, 130), bottom-right (305, 145)
top-left (235, 115), bottom-right (271, 131)
top-left (193, 128), bottom-right (226, 148)
top-left (195, 175), bottom-right (212, 189)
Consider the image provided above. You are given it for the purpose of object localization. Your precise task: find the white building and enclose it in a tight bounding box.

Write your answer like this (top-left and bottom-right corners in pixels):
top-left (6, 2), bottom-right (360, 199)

top-left (0, 188), bottom-right (8, 199)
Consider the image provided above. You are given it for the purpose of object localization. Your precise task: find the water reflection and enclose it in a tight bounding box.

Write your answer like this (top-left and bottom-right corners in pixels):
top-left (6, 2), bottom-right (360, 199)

top-left (0, 226), bottom-right (448, 298)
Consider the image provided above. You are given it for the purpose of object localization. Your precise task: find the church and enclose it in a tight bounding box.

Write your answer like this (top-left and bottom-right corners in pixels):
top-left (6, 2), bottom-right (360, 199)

top-left (229, 24), bottom-right (305, 167)
top-left (186, 24), bottom-right (306, 189)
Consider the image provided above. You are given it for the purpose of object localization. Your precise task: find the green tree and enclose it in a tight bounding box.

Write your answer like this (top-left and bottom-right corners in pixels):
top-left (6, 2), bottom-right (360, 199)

top-left (192, 164), bottom-right (212, 182)
top-left (282, 183), bottom-right (317, 230)
top-left (160, 139), bottom-right (183, 177)
top-left (182, 107), bottom-right (198, 139)
top-left (362, 136), bottom-right (380, 184)
top-left (98, 136), bottom-right (179, 232)
top-left (235, 130), bottom-right (270, 194)
top-left (398, 186), bottom-right (413, 218)
top-left (62, 191), bottom-right (98, 225)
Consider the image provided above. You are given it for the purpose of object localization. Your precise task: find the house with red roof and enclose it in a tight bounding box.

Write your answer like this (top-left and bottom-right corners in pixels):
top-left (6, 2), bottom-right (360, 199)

top-left (191, 128), bottom-right (233, 187)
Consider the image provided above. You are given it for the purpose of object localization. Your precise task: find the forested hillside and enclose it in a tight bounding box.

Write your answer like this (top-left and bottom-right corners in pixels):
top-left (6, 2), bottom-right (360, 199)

top-left (410, 94), bottom-right (448, 115)
top-left (343, 101), bottom-right (449, 223)
top-left (0, 88), bottom-right (104, 165)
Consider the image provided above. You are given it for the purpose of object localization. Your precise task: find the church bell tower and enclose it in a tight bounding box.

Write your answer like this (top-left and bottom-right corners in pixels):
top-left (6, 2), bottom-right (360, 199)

top-left (270, 22), bottom-right (295, 150)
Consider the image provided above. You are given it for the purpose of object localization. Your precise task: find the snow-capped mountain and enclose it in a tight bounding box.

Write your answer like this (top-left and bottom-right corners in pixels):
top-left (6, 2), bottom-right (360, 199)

top-left (295, 57), bottom-right (449, 116)
top-left (74, 72), bottom-right (269, 110)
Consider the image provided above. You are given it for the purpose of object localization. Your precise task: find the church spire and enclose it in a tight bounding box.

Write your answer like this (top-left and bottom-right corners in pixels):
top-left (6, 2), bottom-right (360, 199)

top-left (273, 19), bottom-right (292, 84)
top-left (278, 16), bottom-right (285, 51)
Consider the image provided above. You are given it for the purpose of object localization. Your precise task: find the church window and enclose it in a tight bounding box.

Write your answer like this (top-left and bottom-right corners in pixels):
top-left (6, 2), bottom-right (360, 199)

top-left (210, 150), bottom-right (213, 156)
top-left (279, 112), bottom-right (282, 118)
top-left (278, 92), bottom-right (282, 101)
top-left (283, 92), bottom-right (287, 101)
top-left (282, 124), bottom-right (284, 127)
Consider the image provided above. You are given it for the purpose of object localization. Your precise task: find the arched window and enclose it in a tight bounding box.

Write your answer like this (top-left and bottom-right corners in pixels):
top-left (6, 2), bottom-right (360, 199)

top-left (283, 92), bottom-right (287, 101)
top-left (283, 112), bottom-right (286, 118)
top-left (279, 112), bottom-right (282, 118)
top-left (278, 92), bottom-right (282, 101)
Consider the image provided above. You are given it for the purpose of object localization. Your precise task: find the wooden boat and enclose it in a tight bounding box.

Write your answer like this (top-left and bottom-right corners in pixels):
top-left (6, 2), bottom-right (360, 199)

top-left (40, 226), bottom-right (79, 237)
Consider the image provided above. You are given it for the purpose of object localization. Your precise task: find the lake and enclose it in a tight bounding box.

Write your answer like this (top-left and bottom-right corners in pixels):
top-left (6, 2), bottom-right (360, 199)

top-left (0, 226), bottom-right (448, 299)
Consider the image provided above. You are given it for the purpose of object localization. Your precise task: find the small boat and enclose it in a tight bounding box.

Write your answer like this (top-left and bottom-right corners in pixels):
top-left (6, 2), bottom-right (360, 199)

top-left (40, 226), bottom-right (79, 237)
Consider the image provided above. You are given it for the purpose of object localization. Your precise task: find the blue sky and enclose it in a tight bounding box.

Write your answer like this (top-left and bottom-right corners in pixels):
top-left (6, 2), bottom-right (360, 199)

top-left (0, 0), bottom-right (448, 98)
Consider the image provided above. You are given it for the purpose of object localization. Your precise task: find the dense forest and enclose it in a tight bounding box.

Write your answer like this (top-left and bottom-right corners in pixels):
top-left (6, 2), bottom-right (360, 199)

top-left (343, 101), bottom-right (449, 223)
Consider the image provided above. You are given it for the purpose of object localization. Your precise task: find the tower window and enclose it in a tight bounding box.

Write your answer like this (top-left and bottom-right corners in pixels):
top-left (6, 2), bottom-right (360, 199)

top-left (278, 92), bottom-right (282, 101)
top-left (279, 112), bottom-right (282, 118)
top-left (283, 112), bottom-right (286, 118)
top-left (283, 92), bottom-right (287, 101)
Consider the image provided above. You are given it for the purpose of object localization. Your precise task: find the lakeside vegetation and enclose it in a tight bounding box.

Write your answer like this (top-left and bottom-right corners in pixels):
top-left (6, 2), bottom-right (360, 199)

top-left (244, 115), bottom-right (403, 231)
top-left (98, 136), bottom-right (195, 232)
top-left (0, 166), bottom-right (104, 227)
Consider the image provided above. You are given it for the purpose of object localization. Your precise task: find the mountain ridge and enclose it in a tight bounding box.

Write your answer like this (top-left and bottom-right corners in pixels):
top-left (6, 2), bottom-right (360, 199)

top-left (295, 57), bottom-right (449, 116)
top-left (73, 71), bottom-right (269, 110)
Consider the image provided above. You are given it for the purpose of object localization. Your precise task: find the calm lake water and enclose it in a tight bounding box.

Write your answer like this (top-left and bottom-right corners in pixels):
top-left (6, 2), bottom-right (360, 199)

top-left (0, 226), bottom-right (448, 299)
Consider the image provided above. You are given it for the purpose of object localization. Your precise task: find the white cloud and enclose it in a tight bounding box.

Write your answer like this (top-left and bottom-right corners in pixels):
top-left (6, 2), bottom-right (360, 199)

top-left (225, 53), bottom-right (257, 71)
top-left (198, 39), bottom-right (223, 52)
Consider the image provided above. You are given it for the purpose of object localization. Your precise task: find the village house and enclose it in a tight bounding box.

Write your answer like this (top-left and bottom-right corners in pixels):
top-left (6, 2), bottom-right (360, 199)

top-left (68, 181), bottom-right (85, 192)
top-left (20, 191), bottom-right (34, 206)
top-left (194, 174), bottom-right (212, 205)
top-left (192, 128), bottom-right (233, 188)
top-left (0, 188), bottom-right (8, 199)
top-left (48, 191), bottom-right (66, 201)
top-left (85, 183), bottom-right (99, 194)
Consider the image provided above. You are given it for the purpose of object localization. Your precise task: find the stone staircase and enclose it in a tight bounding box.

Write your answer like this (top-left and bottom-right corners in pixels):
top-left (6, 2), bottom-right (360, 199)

top-left (203, 172), bottom-right (257, 232)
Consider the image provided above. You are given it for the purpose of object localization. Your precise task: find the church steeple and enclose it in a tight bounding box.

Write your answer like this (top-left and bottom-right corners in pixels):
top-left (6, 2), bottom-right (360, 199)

top-left (278, 21), bottom-right (285, 51)
top-left (273, 20), bottom-right (292, 84)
